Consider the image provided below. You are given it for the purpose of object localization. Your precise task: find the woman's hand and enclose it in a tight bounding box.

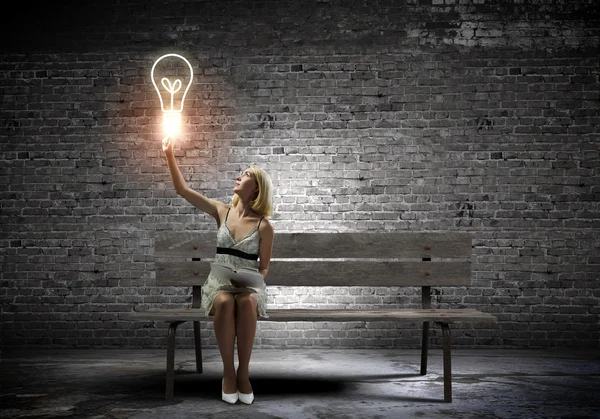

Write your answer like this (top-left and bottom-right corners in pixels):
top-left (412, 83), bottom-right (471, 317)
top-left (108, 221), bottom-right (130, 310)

top-left (162, 136), bottom-right (174, 154)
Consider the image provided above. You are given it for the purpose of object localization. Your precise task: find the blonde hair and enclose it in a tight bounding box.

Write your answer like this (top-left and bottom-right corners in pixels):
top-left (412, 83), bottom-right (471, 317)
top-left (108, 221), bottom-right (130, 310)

top-left (232, 165), bottom-right (274, 218)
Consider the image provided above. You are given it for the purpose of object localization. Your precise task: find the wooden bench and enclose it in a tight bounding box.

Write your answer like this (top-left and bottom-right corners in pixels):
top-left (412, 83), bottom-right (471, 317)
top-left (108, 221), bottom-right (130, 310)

top-left (121, 231), bottom-right (497, 402)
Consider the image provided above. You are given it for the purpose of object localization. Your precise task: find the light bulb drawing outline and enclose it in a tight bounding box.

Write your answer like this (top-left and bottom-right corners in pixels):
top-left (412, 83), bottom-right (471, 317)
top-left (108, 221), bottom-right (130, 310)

top-left (151, 53), bottom-right (193, 137)
top-left (151, 53), bottom-right (193, 114)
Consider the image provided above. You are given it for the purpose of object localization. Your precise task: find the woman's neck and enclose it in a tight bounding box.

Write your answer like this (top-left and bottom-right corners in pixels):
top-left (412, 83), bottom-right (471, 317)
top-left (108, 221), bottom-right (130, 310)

top-left (235, 199), bottom-right (255, 218)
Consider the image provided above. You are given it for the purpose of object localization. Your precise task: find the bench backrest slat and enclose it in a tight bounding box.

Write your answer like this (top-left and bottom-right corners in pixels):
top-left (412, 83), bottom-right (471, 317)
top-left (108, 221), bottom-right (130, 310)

top-left (157, 260), bottom-right (471, 287)
top-left (155, 232), bottom-right (215, 260)
top-left (155, 232), bottom-right (471, 259)
top-left (154, 231), bottom-right (472, 288)
top-left (273, 232), bottom-right (471, 259)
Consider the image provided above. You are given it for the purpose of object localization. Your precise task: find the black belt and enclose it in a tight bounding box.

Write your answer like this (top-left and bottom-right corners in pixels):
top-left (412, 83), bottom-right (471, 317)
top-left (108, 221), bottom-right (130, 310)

top-left (216, 247), bottom-right (259, 261)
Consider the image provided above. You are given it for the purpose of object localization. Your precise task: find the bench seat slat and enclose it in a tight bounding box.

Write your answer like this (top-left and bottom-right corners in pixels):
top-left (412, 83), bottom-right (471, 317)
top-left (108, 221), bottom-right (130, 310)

top-left (121, 308), bottom-right (497, 324)
top-left (156, 261), bottom-right (471, 287)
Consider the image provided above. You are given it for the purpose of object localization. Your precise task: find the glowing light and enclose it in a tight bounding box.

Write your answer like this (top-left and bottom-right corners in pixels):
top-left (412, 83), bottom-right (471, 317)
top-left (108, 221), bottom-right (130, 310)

top-left (151, 53), bottom-right (193, 138)
top-left (163, 112), bottom-right (182, 137)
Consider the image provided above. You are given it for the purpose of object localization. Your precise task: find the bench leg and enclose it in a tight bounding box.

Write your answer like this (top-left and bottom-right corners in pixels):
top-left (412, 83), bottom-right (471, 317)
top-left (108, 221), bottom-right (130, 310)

top-left (420, 321), bottom-right (430, 375)
top-left (166, 321), bottom-right (185, 401)
top-left (193, 320), bottom-right (203, 374)
top-left (440, 322), bottom-right (452, 403)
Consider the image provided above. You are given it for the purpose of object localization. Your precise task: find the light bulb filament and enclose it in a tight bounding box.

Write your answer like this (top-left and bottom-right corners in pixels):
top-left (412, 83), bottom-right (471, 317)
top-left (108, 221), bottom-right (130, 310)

top-left (160, 77), bottom-right (182, 111)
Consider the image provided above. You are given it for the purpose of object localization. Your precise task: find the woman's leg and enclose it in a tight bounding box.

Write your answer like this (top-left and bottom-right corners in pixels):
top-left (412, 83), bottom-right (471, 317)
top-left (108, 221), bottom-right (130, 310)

top-left (211, 292), bottom-right (237, 393)
top-left (235, 291), bottom-right (258, 394)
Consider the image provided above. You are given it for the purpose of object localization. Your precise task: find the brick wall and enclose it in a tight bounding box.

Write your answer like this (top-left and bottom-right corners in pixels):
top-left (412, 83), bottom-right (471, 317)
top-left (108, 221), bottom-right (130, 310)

top-left (1, 0), bottom-right (598, 348)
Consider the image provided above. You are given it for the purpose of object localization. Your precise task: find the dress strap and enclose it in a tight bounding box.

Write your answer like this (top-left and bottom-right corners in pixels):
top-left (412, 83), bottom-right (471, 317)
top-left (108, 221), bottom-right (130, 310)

top-left (225, 207), bottom-right (231, 222)
top-left (257, 217), bottom-right (264, 230)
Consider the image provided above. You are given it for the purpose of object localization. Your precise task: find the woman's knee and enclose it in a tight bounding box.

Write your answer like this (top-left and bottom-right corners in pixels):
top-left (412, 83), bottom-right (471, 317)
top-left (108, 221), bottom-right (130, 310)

top-left (236, 292), bottom-right (258, 311)
top-left (212, 292), bottom-right (235, 314)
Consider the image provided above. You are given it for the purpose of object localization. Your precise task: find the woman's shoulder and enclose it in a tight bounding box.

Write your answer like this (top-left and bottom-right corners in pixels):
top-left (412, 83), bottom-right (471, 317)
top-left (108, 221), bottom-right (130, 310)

top-left (216, 205), bottom-right (232, 227)
top-left (258, 217), bottom-right (273, 234)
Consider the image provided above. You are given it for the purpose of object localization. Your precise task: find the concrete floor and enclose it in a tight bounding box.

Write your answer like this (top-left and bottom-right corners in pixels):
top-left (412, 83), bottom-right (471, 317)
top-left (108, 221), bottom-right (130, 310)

top-left (0, 348), bottom-right (599, 419)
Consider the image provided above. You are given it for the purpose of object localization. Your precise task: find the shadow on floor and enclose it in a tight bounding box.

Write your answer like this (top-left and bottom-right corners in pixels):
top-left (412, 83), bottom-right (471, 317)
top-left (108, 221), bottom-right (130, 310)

top-left (102, 372), bottom-right (427, 399)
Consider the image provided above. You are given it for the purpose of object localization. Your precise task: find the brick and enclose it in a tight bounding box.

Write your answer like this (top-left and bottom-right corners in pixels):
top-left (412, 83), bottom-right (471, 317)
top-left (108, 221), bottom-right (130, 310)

top-left (0, 0), bottom-right (598, 350)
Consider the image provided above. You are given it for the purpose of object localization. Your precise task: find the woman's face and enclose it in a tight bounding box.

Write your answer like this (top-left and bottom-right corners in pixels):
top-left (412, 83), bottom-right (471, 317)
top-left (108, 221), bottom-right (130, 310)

top-left (233, 168), bottom-right (258, 199)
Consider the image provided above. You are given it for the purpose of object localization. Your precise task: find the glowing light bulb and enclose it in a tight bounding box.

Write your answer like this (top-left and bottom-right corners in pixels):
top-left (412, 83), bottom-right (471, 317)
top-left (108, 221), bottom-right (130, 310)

top-left (151, 53), bottom-right (193, 138)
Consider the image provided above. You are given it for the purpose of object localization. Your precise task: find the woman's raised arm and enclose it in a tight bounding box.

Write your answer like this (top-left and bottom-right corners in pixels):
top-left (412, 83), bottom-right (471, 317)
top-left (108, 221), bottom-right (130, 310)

top-left (162, 137), bottom-right (227, 223)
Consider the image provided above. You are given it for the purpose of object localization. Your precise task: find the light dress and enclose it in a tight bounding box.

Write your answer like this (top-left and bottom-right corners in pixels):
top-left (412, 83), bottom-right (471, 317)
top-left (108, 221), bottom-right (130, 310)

top-left (200, 209), bottom-right (269, 318)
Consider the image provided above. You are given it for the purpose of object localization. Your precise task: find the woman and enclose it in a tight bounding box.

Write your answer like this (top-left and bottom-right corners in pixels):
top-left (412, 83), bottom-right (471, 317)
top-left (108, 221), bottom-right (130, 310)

top-left (162, 136), bottom-right (274, 405)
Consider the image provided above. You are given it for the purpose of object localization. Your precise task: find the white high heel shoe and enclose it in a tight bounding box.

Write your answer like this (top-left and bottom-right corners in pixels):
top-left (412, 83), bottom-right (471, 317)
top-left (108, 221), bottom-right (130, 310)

top-left (238, 390), bottom-right (254, 405)
top-left (221, 379), bottom-right (239, 404)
